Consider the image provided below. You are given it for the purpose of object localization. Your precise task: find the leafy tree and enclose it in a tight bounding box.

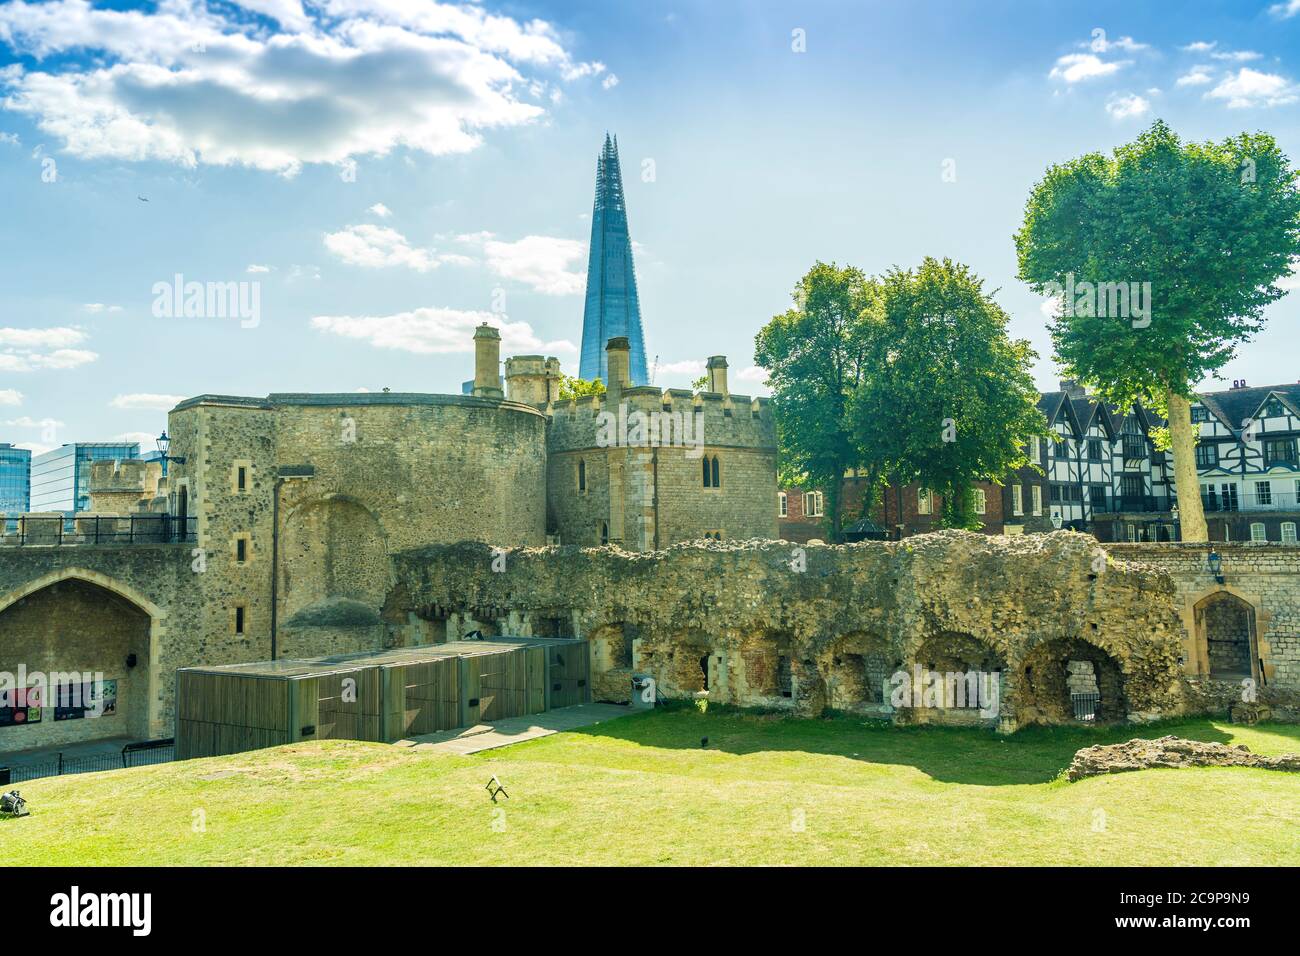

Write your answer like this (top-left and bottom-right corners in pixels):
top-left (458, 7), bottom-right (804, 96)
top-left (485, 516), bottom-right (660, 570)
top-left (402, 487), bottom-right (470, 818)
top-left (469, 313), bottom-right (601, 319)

top-left (755, 262), bottom-right (883, 539)
top-left (851, 258), bottom-right (1046, 530)
top-left (557, 374), bottom-right (605, 401)
top-left (1016, 120), bottom-right (1300, 541)
top-left (689, 374), bottom-right (708, 391)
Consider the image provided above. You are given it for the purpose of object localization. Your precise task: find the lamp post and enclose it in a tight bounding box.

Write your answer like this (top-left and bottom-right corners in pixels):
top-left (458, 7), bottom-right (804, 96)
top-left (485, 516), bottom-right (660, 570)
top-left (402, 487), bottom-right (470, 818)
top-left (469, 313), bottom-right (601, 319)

top-left (155, 430), bottom-right (186, 477)
top-left (1051, 511), bottom-right (1063, 530)
top-left (1170, 503), bottom-right (1180, 542)
top-left (1207, 548), bottom-right (1224, 585)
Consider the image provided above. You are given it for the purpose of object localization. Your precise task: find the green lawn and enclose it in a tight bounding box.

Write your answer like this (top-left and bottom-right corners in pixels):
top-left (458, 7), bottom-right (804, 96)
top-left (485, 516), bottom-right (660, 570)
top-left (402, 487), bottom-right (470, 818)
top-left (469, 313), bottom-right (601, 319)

top-left (3, 709), bottom-right (1298, 865)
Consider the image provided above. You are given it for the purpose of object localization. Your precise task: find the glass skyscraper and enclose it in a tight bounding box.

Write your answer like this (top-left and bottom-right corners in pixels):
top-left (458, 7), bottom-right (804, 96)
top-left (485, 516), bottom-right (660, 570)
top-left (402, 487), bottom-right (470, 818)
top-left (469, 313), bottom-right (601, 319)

top-left (30, 442), bottom-right (140, 514)
top-left (0, 443), bottom-right (31, 515)
top-left (579, 134), bottom-right (649, 386)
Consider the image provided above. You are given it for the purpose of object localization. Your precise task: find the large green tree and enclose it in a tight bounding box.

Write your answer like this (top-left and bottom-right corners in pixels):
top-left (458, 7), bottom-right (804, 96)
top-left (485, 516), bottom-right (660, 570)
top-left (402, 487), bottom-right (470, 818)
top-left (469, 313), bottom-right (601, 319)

top-left (1016, 120), bottom-right (1300, 542)
top-left (851, 258), bottom-right (1046, 530)
top-left (755, 262), bottom-right (883, 539)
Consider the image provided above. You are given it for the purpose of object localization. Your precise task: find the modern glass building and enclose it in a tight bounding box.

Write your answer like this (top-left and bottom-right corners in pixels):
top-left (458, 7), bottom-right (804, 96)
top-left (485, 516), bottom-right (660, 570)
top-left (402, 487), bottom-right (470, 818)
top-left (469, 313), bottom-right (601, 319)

top-left (0, 443), bottom-right (31, 514)
top-left (579, 133), bottom-right (649, 386)
top-left (30, 442), bottom-right (140, 514)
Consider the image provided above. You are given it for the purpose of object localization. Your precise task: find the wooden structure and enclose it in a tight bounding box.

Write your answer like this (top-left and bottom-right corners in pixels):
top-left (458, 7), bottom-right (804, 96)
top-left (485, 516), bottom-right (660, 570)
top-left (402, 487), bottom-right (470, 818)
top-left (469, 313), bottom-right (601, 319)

top-left (176, 637), bottom-right (589, 759)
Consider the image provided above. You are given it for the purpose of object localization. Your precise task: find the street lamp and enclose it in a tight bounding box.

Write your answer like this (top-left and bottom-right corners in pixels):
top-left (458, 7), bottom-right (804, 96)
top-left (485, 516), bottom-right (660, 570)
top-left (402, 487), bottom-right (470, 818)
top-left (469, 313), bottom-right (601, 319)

top-left (156, 430), bottom-right (186, 476)
top-left (1207, 548), bottom-right (1224, 585)
top-left (1051, 510), bottom-right (1063, 530)
top-left (1170, 503), bottom-right (1180, 542)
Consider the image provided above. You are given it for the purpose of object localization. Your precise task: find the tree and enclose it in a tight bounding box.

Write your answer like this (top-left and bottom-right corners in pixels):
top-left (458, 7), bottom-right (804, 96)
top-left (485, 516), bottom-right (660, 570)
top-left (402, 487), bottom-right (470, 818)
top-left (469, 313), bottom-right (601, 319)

top-left (754, 262), bottom-right (883, 539)
top-left (851, 258), bottom-right (1046, 530)
top-left (557, 374), bottom-right (605, 401)
top-left (1016, 120), bottom-right (1300, 541)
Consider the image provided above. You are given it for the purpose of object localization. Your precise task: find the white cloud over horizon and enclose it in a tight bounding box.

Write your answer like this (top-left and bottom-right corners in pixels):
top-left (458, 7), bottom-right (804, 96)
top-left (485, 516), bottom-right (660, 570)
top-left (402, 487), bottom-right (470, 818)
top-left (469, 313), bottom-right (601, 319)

top-left (311, 306), bottom-right (577, 357)
top-left (0, 326), bottom-right (98, 371)
top-left (1206, 67), bottom-right (1298, 108)
top-left (110, 393), bottom-right (186, 411)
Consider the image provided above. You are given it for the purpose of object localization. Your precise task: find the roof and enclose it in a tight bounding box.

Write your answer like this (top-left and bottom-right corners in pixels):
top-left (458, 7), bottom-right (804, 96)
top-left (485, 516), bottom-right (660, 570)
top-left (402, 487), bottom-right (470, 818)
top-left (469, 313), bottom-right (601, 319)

top-left (1197, 382), bottom-right (1300, 434)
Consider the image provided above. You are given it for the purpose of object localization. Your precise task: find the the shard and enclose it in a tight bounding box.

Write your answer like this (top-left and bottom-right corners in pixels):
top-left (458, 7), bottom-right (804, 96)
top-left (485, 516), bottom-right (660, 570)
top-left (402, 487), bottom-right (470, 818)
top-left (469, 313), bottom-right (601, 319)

top-left (579, 134), bottom-right (649, 385)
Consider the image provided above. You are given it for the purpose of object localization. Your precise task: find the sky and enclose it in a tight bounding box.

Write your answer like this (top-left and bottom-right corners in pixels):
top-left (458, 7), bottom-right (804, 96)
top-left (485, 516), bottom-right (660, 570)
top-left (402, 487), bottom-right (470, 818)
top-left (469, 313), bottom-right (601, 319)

top-left (2, 0), bottom-right (1300, 455)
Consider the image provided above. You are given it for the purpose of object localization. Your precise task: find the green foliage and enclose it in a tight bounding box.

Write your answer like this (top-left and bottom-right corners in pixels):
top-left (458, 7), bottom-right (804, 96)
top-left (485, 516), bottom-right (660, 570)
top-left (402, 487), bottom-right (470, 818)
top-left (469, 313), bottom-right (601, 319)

top-left (849, 258), bottom-right (1048, 530)
top-left (1015, 119), bottom-right (1300, 410)
top-left (754, 261), bottom-right (884, 538)
top-left (557, 374), bottom-right (606, 401)
top-left (689, 374), bottom-right (708, 391)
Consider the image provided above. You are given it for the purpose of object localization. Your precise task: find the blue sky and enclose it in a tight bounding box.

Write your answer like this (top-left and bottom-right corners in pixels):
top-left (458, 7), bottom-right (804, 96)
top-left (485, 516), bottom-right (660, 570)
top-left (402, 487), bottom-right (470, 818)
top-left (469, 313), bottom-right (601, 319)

top-left (2, 0), bottom-right (1300, 454)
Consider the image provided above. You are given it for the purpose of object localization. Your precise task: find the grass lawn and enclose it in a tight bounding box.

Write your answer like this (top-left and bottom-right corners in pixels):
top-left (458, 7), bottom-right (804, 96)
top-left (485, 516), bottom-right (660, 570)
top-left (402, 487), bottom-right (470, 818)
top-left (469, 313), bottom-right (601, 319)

top-left (3, 709), bottom-right (1297, 866)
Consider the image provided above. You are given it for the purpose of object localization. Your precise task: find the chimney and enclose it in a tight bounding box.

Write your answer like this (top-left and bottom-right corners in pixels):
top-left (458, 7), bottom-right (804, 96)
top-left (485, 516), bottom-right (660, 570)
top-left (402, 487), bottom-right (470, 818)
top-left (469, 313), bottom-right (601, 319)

top-left (706, 355), bottom-right (729, 395)
top-left (605, 336), bottom-right (630, 398)
top-left (1059, 379), bottom-right (1087, 400)
top-left (472, 323), bottom-right (503, 398)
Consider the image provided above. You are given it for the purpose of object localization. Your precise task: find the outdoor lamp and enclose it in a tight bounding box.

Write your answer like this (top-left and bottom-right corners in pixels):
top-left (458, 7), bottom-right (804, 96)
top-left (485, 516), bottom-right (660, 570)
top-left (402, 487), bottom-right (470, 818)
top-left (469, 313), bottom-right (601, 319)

top-left (1207, 549), bottom-right (1224, 584)
top-left (1051, 511), bottom-right (1063, 530)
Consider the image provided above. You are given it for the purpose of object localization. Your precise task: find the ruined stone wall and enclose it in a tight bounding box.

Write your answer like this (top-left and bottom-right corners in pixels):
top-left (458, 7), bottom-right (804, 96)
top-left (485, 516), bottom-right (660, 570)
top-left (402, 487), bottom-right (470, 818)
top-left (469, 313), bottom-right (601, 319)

top-left (391, 531), bottom-right (1187, 729)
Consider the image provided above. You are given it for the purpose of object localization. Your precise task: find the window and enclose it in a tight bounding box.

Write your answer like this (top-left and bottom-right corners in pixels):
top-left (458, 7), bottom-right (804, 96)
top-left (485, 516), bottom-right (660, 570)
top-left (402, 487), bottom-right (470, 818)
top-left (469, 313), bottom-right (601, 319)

top-left (702, 454), bottom-right (721, 488)
top-left (1028, 436), bottom-right (1040, 461)
top-left (778, 492), bottom-right (787, 517)
top-left (1191, 405), bottom-right (1210, 423)
top-left (233, 605), bottom-right (246, 636)
top-left (1050, 437), bottom-right (1067, 458)
top-left (701, 530), bottom-right (723, 541)
top-left (1282, 522), bottom-right (1297, 544)
top-left (237, 467), bottom-right (246, 491)
top-left (1126, 523), bottom-right (1137, 542)
top-left (1263, 397), bottom-right (1286, 419)
top-left (235, 536), bottom-right (248, 564)
top-left (973, 488), bottom-right (986, 514)
top-left (917, 488), bottom-right (932, 515)
top-left (1195, 443), bottom-right (1218, 468)
top-left (577, 458), bottom-right (587, 494)
top-left (1250, 522), bottom-right (1267, 543)
top-left (1087, 439), bottom-right (1103, 461)
top-left (1011, 484), bottom-right (1023, 516)
top-left (804, 491), bottom-right (823, 517)
top-left (1090, 485), bottom-right (1108, 510)
top-left (1255, 480), bottom-right (1272, 506)
top-left (230, 460), bottom-right (252, 494)
top-left (1264, 437), bottom-right (1297, 466)
top-left (1031, 485), bottom-right (1043, 516)
top-left (1122, 433), bottom-right (1145, 460)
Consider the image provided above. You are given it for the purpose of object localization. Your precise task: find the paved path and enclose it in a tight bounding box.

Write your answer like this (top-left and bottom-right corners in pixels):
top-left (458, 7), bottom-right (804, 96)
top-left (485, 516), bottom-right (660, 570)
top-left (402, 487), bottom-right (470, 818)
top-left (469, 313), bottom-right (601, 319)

top-left (393, 703), bottom-right (633, 755)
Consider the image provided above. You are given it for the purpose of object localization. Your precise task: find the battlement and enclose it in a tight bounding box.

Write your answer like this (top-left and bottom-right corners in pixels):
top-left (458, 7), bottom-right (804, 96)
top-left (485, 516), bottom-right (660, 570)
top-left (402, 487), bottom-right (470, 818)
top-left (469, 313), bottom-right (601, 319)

top-left (87, 458), bottom-right (164, 514)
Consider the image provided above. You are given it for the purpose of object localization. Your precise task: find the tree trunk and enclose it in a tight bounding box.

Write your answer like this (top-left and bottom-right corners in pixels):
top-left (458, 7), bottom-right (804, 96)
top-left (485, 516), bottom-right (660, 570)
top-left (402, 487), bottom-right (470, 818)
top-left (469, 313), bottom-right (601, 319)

top-left (1166, 389), bottom-right (1208, 543)
top-left (827, 476), bottom-right (843, 542)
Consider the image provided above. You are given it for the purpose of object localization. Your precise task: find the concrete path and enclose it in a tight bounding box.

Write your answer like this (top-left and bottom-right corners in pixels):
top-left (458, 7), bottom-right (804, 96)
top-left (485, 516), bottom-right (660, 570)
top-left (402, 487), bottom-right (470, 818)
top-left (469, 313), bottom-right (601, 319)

top-left (393, 702), bottom-right (633, 755)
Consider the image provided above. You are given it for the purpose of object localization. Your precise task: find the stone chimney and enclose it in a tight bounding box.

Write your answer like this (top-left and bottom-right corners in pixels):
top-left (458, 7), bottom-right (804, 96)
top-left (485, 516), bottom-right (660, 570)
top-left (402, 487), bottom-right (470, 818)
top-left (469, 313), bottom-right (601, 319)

top-left (472, 323), bottom-right (503, 398)
top-left (706, 355), bottom-right (729, 395)
top-left (605, 336), bottom-right (631, 399)
top-left (1059, 379), bottom-right (1087, 400)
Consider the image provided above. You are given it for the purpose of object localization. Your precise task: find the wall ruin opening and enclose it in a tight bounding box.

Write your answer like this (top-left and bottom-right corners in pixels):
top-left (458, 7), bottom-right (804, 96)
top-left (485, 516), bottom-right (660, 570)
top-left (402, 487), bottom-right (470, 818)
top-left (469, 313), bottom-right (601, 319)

top-left (1018, 637), bottom-right (1127, 725)
top-left (1196, 591), bottom-right (1256, 681)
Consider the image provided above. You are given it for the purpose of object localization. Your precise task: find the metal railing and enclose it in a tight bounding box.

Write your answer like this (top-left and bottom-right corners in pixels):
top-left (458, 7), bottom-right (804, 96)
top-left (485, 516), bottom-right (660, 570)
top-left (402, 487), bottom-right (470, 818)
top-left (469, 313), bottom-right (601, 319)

top-left (0, 514), bottom-right (196, 546)
top-left (0, 739), bottom-right (174, 784)
top-left (1071, 693), bottom-right (1100, 721)
top-left (1203, 491), bottom-right (1300, 513)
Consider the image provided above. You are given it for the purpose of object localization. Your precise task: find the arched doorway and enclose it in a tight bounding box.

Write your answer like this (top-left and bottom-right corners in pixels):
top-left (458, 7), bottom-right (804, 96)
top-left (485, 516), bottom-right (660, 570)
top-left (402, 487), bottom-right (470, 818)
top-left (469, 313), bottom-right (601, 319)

top-left (0, 574), bottom-right (157, 747)
top-left (1195, 591), bottom-right (1257, 681)
top-left (1017, 637), bottom-right (1127, 725)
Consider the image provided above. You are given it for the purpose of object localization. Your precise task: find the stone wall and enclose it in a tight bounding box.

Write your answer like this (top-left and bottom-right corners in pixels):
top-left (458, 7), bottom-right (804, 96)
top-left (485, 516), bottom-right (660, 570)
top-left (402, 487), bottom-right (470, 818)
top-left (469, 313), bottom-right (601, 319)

top-left (391, 531), bottom-right (1187, 729)
top-left (1104, 542), bottom-right (1300, 716)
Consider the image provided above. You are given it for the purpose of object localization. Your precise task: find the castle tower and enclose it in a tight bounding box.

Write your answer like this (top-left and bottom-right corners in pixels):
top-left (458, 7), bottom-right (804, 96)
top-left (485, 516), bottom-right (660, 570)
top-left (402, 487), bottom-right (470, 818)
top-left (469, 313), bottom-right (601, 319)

top-left (472, 323), bottom-right (503, 399)
top-left (579, 134), bottom-right (649, 386)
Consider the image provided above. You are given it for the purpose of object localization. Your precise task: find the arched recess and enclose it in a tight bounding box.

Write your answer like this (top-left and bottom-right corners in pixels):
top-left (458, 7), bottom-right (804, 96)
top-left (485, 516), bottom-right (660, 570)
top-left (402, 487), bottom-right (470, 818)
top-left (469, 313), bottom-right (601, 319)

top-left (281, 494), bottom-right (391, 622)
top-left (1193, 590), bottom-right (1260, 682)
top-left (0, 567), bottom-right (167, 740)
top-left (819, 631), bottom-right (894, 711)
top-left (906, 631), bottom-right (1006, 719)
top-left (1016, 636), bottom-right (1127, 725)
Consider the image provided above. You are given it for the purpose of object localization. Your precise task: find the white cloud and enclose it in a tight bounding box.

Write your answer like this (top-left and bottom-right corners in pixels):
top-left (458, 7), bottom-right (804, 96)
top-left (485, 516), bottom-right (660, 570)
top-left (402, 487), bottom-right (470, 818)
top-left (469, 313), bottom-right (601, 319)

top-left (311, 306), bottom-right (575, 356)
top-left (0, 388), bottom-right (21, 405)
top-left (657, 359), bottom-right (705, 376)
top-left (1049, 53), bottom-right (1126, 83)
top-left (110, 393), bottom-right (185, 411)
top-left (368, 202), bottom-right (392, 218)
top-left (0, 0), bottom-right (606, 175)
top-left (736, 366), bottom-right (768, 383)
top-left (0, 131), bottom-right (18, 145)
top-left (1270, 0), bottom-right (1300, 19)
top-left (1211, 50), bottom-right (1263, 63)
top-left (81, 302), bottom-right (122, 313)
top-left (1176, 66), bottom-right (1214, 87)
top-left (1106, 92), bottom-right (1150, 119)
top-left (324, 223), bottom-right (467, 272)
top-left (0, 327), bottom-right (97, 371)
top-left (478, 235), bottom-right (586, 295)
top-left (3, 415), bottom-right (63, 429)
top-left (1275, 257), bottom-right (1300, 291)
top-left (246, 263), bottom-right (271, 273)
top-left (601, 73), bottom-right (619, 90)
top-left (1087, 33), bottom-right (1147, 54)
top-left (113, 430), bottom-right (161, 447)
top-left (1206, 68), bottom-right (1298, 108)
top-left (1181, 41), bottom-right (1217, 53)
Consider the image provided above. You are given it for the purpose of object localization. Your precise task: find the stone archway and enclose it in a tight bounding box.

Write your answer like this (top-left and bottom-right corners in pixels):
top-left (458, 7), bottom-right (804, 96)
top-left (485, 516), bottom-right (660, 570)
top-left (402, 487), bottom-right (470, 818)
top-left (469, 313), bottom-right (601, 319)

top-left (1017, 637), bottom-right (1127, 725)
top-left (0, 568), bottom-right (167, 743)
top-left (902, 631), bottom-right (1007, 724)
top-left (819, 631), bottom-right (894, 713)
top-left (1194, 591), bottom-right (1258, 682)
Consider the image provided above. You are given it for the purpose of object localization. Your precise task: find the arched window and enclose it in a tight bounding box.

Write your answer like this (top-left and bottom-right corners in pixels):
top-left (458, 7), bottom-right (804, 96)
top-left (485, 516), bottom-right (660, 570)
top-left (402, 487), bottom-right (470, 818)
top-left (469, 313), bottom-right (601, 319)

top-left (701, 455), bottom-right (710, 487)
top-left (578, 458), bottom-right (587, 494)
top-left (711, 455), bottom-right (720, 488)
